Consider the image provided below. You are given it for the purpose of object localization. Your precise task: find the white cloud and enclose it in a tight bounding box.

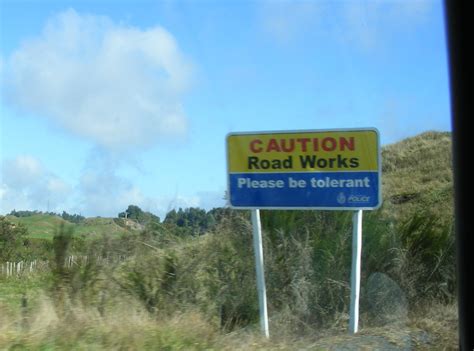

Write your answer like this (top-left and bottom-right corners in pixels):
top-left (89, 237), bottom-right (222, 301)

top-left (74, 149), bottom-right (164, 218)
top-left (76, 150), bottom-right (141, 216)
top-left (77, 167), bottom-right (202, 219)
top-left (1, 155), bottom-right (43, 188)
top-left (0, 156), bottom-right (72, 213)
top-left (0, 152), bottom-right (225, 218)
top-left (3, 9), bottom-right (192, 150)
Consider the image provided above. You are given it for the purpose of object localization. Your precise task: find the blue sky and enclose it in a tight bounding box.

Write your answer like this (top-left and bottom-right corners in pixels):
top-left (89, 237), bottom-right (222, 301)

top-left (0, 0), bottom-right (451, 219)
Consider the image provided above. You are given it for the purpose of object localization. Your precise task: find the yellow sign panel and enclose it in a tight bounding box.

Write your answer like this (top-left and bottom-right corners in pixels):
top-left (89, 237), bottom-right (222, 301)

top-left (227, 129), bottom-right (379, 173)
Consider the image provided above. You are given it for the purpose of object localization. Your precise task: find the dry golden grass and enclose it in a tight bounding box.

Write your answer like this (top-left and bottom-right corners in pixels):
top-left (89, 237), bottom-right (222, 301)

top-left (0, 294), bottom-right (217, 350)
top-left (408, 302), bottom-right (458, 350)
top-left (0, 292), bottom-right (458, 350)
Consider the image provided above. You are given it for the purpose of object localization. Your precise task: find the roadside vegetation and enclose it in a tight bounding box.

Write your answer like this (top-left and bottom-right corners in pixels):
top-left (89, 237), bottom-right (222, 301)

top-left (0, 131), bottom-right (457, 350)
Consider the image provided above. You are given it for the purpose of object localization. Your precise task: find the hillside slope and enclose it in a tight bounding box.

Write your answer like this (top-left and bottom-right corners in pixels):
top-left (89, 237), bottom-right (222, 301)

top-left (6, 214), bottom-right (136, 240)
top-left (5, 214), bottom-right (70, 240)
top-left (381, 131), bottom-right (453, 223)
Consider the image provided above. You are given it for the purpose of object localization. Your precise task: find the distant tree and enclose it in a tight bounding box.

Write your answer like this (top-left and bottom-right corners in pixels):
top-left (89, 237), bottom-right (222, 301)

top-left (176, 208), bottom-right (186, 227)
top-left (163, 209), bottom-right (178, 224)
top-left (207, 207), bottom-right (239, 224)
top-left (9, 210), bottom-right (41, 218)
top-left (163, 207), bottom-right (217, 235)
top-left (118, 205), bottom-right (160, 225)
top-left (61, 211), bottom-right (85, 224)
top-left (0, 216), bottom-right (29, 261)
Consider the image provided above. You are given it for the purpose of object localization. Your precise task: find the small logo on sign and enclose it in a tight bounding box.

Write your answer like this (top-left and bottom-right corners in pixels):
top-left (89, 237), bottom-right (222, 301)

top-left (337, 192), bottom-right (346, 204)
top-left (348, 195), bottom-right (370, 203)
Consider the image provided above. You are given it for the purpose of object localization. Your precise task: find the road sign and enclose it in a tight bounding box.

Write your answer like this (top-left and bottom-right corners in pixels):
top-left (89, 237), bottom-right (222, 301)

top-left (226, 128), bottom-right (381, 210)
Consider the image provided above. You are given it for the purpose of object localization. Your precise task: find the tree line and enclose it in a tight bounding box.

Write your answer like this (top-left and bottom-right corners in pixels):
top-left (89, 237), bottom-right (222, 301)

top-left (8, 210), bottom-right (85, 224)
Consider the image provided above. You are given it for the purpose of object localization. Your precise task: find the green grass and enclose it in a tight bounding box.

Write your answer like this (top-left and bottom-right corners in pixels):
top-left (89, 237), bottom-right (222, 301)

top-left (5, 215), bottom-right (135, 241)
top-left (72, 217), bottom-right (132, 238)
top-left (6, 215), bottom-right (69, 240)
top-left (0, 274), bottom-right (48, 316)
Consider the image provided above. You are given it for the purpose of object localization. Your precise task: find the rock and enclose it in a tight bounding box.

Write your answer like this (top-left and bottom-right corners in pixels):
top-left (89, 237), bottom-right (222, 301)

top-left (366, 272), bottom-right (408, 325)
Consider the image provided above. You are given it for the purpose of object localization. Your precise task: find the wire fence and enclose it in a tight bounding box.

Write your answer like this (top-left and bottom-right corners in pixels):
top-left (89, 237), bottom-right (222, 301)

top-left (1, 260), bottom-right (49, 277)
top-left (0, 255), bottom-right (123, 278)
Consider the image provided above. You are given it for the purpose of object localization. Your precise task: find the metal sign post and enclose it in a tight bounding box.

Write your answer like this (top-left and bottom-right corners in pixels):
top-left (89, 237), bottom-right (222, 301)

top-left (251, 209), bottom-right (270, 338)
top-left (349, 209), bottom-right (363, 334)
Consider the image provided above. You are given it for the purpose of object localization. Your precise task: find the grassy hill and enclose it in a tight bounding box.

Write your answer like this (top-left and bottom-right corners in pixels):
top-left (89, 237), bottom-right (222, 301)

top-left (6, 214), bottom-right (136, 240)
top-left (5, 214), bottom-right (70, 240)
top-left (74, 217), bottom-right (137, 237)
top-left (381, 131), bottom-right (453, 223)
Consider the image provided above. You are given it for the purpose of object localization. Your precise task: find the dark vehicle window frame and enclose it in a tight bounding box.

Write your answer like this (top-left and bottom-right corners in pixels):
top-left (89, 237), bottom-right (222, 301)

top-left (444, 1), bottom-right (473, 349)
